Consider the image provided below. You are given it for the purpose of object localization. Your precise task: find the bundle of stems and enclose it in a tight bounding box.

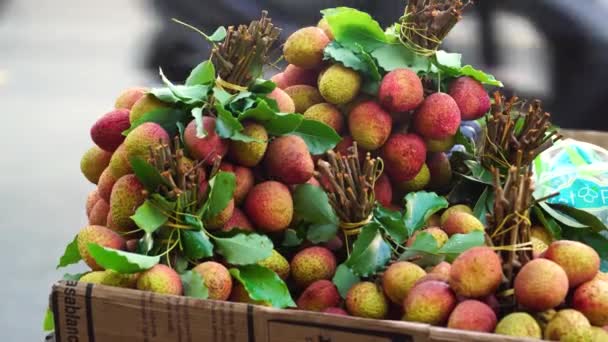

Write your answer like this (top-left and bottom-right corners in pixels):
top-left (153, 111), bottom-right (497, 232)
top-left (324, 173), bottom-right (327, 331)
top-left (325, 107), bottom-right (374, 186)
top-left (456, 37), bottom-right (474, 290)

top-left (400, 0), bottom-right (471, 55)
top-left (211, 11), bottom-right (281, 90)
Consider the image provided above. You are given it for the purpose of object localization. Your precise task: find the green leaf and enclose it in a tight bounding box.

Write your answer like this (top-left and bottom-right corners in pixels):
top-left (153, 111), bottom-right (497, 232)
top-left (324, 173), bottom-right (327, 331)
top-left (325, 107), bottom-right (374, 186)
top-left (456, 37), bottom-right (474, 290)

top-left (213, 232), bottom-right (273, 265)
top-left (438, 231), bottom-right (486, 261)
top-left (282, 229), bottom-right (304, 247)
top-left (332, 264), bottom-right (360, 298)
top-left (324, 41), bottom-right (368, 73)
top-left (345, 222), bottom-right (391, 276)
top-left (371, 43), bottom-right (431, 74)
top-left (455, 128), bottom-right (475, 155)
top-left (43, 308), bottom-right (54, 332)
top-left (473, 187), bottom-right (494, 226)
top-left (322, 7), bottom-right (388, 51)
top-left (208, 26), bottom-right (227, 42)
top-left (293, 184), bottom-right (338, 224)
top-left (149, 87), bottom-right (180, 103)
top-left (56, 236), bottom-right (81, 269)
top-left (87, 243), bottom-right (159, 273)
top-left (291, 119), bottom-right (341, 155)
top-left (403, 191), bottom-right (449, 236)
top-left (180, 270), bottom-right (209, 299)
top-left (129, 156), bottom-right (170, 192)
top-left (137, 233), bottom-right (154, 254)
top-left (434, 50), bottom-right (462, 69)
top-left (203, 171), bottom-right (236, 218)
top-left (532, 205), bottom-right (562, 239)
top-left (123, 108), bottom-right (190, 137)
top-left (181, 230), bottom-right (214, 259)
top-left (230, 265), bottom-right (296, 308)
top-left (462, 160), bottom-right (494, 185)
top-left (191, 106), bottom-right (206, 138)
top-left (538, 202), bottom-right (588, 229)
top-left (307, 223), bottom-right (338, 244)
top-left (239, 100), bottom-right (303, 135)
top-left (373, 204), bottom-right (408, 243)
top-left (403, 232), bottom-right (440, 254)
top-left (159, 67), bottom-right (209, 104)
top-left (549, 204), bottom-right (608, 233)
top-left (130, 200), bottom-right (168, 234)
top-left (250, 79), bottom-right (276, 94)
top-left (215, 104), bottom-right (261, 143)
top-left (186, 60), bottom-right (215, 86)
top-left (432, 51), bottom-right (503, 87)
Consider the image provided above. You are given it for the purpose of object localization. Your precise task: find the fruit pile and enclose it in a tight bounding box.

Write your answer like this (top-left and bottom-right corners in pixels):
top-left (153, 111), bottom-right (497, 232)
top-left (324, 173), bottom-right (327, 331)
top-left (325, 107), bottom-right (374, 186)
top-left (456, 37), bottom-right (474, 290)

top-left (51, 3), bottom-right (608, 341)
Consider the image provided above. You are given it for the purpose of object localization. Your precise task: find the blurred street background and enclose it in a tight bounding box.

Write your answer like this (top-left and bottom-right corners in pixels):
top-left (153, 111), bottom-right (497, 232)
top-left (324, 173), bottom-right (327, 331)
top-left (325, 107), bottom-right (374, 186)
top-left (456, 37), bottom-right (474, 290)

top-left (1, 0), bottom-right (608, 341)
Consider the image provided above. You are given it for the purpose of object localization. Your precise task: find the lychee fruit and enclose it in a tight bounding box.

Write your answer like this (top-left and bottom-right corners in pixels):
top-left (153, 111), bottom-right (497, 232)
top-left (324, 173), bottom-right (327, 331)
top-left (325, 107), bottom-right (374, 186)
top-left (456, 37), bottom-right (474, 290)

top-left (303, 103), bottom-right (344, 133)
top-left (90, 109), bottom-right (131, 152)
top-left (277, 64), bottom-right (319, 88)
top-left (544, 309), bottom-right (592, 341)
top-left (349, 101), bottom-right (392, 151)
top-left (426, 135), bottom-right (456, 153)
top-left (108, 143), bottom-right (132, 178)
top-left (184, 117), bottom-right (229, 164)
top-left (323, 307), bottom-right (348, 316)
top-left (129, 94), bottom-right (171, 123)
top-left (108, 174), bottom-right (146, 233)
top-left (397, 163), bottom-right (430, 193)
top-left (97, 168), bottom-right (117, 202)
top-left (221, 164), bottom-right (254, 205)
top-left (222, 208), bottom-right (253, 232)
top-left (229, 122), bottom-right (268, 167)
top-left (442, 211), bottom-right (485, 236)
top-left (530, 225), bottom-right (553, 245)
top-left (494, 312), bottom-right (542, 339)
top-left (270, 73), bottom-right (286, 89)
top-left (86, 190), bottom-right (101, 217)
top-left (590, 327), bottom-right (608, 341)
top-left (382, 261), bottom-right (426, 305)
top-left (572, 278), bottom-right (608, 326)
top-left (79, 270), bottom-right (139, 288)
top-left (267, 87), bottom-right (296, 113)
top-left (317, 18), bottom-right (334, 40)
top-left (449, 247), bottom-right (503, 298)
top-left (447, 300), bottom-right (497, 333)
top-left (283, 27), bottom-right (330, 70)
top-left (205, 198), bottom-right (234, 230)
top-left (544, 240), bottom-right (600, 287)
top-left (80, 146), bottom-right (112, 184)
top-left (402, 280), bottom-right (457, 325)
top-left (136, 264), bottom-right (183, 295)
top-left (114, 86), bottom-right (148, 110)
top-left (440, 204), bottom-right (473, 225)
top-left (265, 135), bottom-right (313, 184)
top-left (244, 181), bottom-right (293, 232)
top-left (407, 227), bottom-right (448, 248)
top-left (514, 258), bottom-right (569, 311)
top-left (124, 122), bottom-right (170, 161)
top-left (427, 152), bottom-right (453, 190)
top-left (284, 85), bottom-right (324, 113)
top-left (413, 93), bottom-right (461, 140)
top-left (449, 77), bottom-right (491, 121)
top-left (318, 64), bottom-right (361, 105)
top-left (193, 261), bottom-right (233, 301)
top-left (431, 261), bottom-right (452, 278)
top-left (290, 246), bottom-right (336, 288)
top-left (345, 282), bottom-right (389, 319)
top-left (378, 68), bottom-right (424, 112)
top-left (77, 225), bottom-right (126, 270)
top-left (88, 199), bottom-right (109, 226)
top-left (381, 133), bottom-right (426, 182)
top-left (595, 272), bottom-right (608, 282)
top-left (258, 249), bottom-right (290, 280)
top-left (297, 280), bottom-right (341, 312)
top-left (374, 173), bottom-right (393, 208)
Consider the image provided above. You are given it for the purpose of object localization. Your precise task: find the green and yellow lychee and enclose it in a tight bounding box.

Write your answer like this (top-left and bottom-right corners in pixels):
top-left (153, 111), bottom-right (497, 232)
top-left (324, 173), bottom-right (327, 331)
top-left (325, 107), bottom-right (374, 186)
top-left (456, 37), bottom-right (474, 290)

top-left (345, 282), bottom-right (389, 319)
top-left (193, 261), bottom-right (233, 301)
top-left (382, 261), bottom-right (426, 305)
top-left (318, 64), bottom-right (361, 105)
top-left (80, 146), bottom-right (112, 184)
top-left (77, 225), bottom-right (126, 271)
top-left (290, 246), bottom-right (336, 288)
top-left (349, 101), bottom-right (392, 151)
top-left (402, 280), bottom-right (457, 325)
top-left (545, 240), bottom-right (601, 287)
top-left (449, 247), bottom-right (502, 298)
top-left (283, 27), bottom-right (330, 70)
top-left (137, 264), bottom-right (183, 295)
top-left (494, 312), bottom-right (542, 339)
top-left (229, 122), bottom-right (268, 167)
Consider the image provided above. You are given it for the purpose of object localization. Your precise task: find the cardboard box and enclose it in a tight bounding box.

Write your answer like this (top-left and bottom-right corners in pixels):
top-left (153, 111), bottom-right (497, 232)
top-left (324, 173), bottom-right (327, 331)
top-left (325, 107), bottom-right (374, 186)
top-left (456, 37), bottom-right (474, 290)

top-left (49, 281), bottom-right (538, 342)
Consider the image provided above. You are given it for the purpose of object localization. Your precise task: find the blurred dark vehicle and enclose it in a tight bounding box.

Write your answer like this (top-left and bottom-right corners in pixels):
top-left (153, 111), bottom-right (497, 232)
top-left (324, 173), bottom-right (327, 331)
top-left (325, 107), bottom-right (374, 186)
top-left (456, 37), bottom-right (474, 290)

top-left (148, 0), bottom-right (608, 131)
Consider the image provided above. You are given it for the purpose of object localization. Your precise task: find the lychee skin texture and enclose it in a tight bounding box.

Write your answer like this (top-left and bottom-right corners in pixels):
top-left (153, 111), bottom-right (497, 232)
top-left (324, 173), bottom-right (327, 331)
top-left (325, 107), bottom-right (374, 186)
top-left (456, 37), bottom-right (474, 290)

top-left (270, 73), bottom-right (286, 89)
top-left (89, 199), bottom-right (109, 226)
top-left (440, 204), bottom-right (473, 225)
top-left (323, 307), bottom-right (348, 316)
top-left (447, 300), bottom-right (497, 333)
top-left (349, 101), bottom-right (392, 151)
top-left (205, 198), bottom-right (234, 230)
top-left (317, 18), bottom-right (334, 40)
top-left (572, 278), bottom-right (608, 326)
top-left (318, 64), bottom-right (361, 105)
top-left (544, 309), bottom-right (592, 341)
top-left (449, 77), bottom-right (491, 121)
top-left (232, 166), bottom-right (254, 205)
top-left (129, 94), bottom-right (171, 123)
top-left (86, 190), bottom-right (101, 217)
top-left (97, 168), bottom-right (117, 202)
top-left (397, 163), bottom-right (430, 193)
top-left (281, 64), bottom-right (319, 88)
top-left (402, 281), bottom-right (457, 325)
top-left (229, 122), bottom-right (268, 167)
top-left (407, 227), bottom-right (449, 248)
top-left (442, 211), bottom-right (485, 236)
top-left (124, 122), bottom-right (170, 161)
top-left (427, 152), bottom-right (452, 190)
top-left (193, 261), bottom-right (233, 301)
top-left (90, 109), bottom-right (131, 152)
top-left (514, 258), bottom-right (569, 311)
top-left (108, 144), bottom-right (132, 178)
top-left (290, 246), bottom-right (337, 288)
top-left (109, 174), bottom-right (147, 232)
top-left (137, 264), bottom-right (183, 296)
top-left (267, 88), bottom-right (296, 113)
top-left (80, 270), bottom-right (139, 288)
top-left (303, 103), bottom-right (344, 134)
top-left (115, 87), bottom-right (148, 110)
top-left (544, 240), bottom-right (601, 288)
top-left (374, 173), bottom-right (393, 208)
top-left (591, 327), bottom-right (608, 341)
top-left (426, 135), bottom-right (456, 153)
top-left (449, 247), bottom-right (503, 298)
top-left (284, 85), bottom-right (324, 114)
top-left (381, 133), bottom-right (426, 182)
top-left (431, 261), bottom-right (452, 278)
top-left (297, 280), bottom-right (341, 312)
top-left (244, 181), bottom-right (293, 232)
top-left (184, 117), bottom-right (229, 164)
top-left (283, 27), bottom-right (330, 70)
top-left (378, 68), bottom-right (424, 112)
top-left (382, 261), bottom-right (426, 305)
top-left (77, 225), bottom-right (126, 271)
top-left (494, 312), bottom-right (542, 338)
top-left (258, 249), bottom-right (290, 280)
top-left (222, 208), bottom-right (253, 232)
top-left (346, 282), bottom-right (389, 319)
top-left (80, 146), bottom-right (112, 184)
top-left (265, 135), bottom-right (314, 185)
top-left (413, 93), bottom-right (461, 140)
